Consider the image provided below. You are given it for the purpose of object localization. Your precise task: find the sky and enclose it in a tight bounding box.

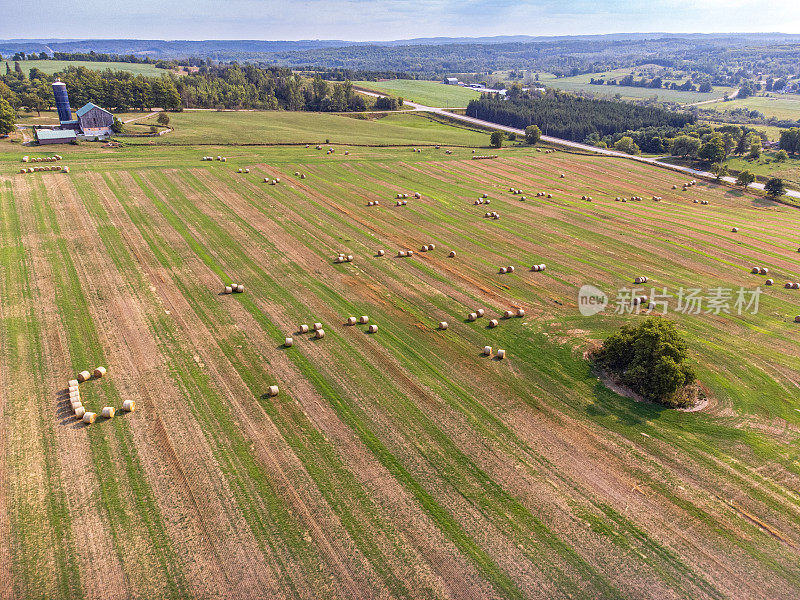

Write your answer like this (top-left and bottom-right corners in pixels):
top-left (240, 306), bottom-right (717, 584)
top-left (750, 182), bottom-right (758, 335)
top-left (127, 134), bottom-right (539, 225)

top-left (2, 0), bottom-right (800, 41)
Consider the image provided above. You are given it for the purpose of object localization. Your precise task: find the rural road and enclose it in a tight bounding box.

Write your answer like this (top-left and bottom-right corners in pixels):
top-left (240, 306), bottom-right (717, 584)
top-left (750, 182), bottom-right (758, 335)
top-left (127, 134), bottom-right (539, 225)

top-left (358, 88), bottom-right (799, 201)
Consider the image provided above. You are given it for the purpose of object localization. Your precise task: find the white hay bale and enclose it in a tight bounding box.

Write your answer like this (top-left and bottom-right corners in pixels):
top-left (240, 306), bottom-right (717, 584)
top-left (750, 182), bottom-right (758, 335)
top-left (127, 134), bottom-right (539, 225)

top-left (75, 406), bottom-right (86, 419)
top-left (489, 319), bottom-right (499, 328)
top-left (448, 251), bottom-right (456, 258)
top-left (531, 265), bottom-right (540, 272)
top-left (765, 279), bottom-right (774, 286)
top-left (499, 267), bottom-right (507, 274)
top-left (295, 171), bottom-right (300, 176)
top-left (516, 308), bottom-right (525, 317)
top-left (786, 282), bottom-right (794, 289)
top-left (101, 407), bottom-right (115, 419)
top-left (794, 283), bottom-right (800, 290)
top-left (760, 268), bottom-right (769, 275)
top-left (285, 337), bottom-right (294, 347)
top-left (751, 267), bottom-right (760, 274)
top-left (367, 324), bottom-right (378, 333)
top-left (68, 379), bottom-right (79, 388)
top-left (496, 349), bottom-right (506, 359)
top-left (407, 250), bottom-right (413, 255)
top-left (414, 193), bottom-right (421, 199)
top-left (268, 385), bottom-right (279, 397)
top-left (300, 324), bottom-right (309, 333)
top-left (315, 329), bottom-right (325, 338)
top-left (508, 266), bottom-right (515, 273)
top-left (347, 316), bottom-right (357, 326)
top-left (484, 199), bottom-right (490, 204)
top-left (377, 249), bottom-right (385, 256)
top-left (82, 412), bottom-right (97, 424)
top-left (77, 370), bottom-right (91, 383)
top-left (122, 400), bottom-right (136, 412)
top-left (731, 227), bottom-right (739, 233)
top-left (224, 285), bottom-right (233, 294)
top-left (313, 322), bottom-right (323, 331)
top-left (439, 322), bottom-right (448, 330)
top-left (236, 284), bottom-right (244, 293)
top-left (483, 346), bottom-right (492, 356)
top-left (503, 310), bottom-right (514, 319)
top-left (93, 366), bottom-right (106, 378)
top-left (301, 174), bottom-right (306, 179)
top-left (476, 309), bottom-right (485, 317)
top-left (468, 312), bottom-right (477, 321)
top-left (359, 316), bottom-right (369, 324)
top-left (399, 250), bottom-right (407, 257)
top-left (422, 245), bottom-right (429, 252)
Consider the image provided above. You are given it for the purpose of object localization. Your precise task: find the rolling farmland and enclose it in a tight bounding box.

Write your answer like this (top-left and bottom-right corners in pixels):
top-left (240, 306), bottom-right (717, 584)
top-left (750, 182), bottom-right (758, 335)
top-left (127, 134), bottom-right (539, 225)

top-left (353, 80), bottom-right (482, 108)
top-left (5, 59), bottom-right (167, 77)
top-left (2, 120), bottom-right (800, 599)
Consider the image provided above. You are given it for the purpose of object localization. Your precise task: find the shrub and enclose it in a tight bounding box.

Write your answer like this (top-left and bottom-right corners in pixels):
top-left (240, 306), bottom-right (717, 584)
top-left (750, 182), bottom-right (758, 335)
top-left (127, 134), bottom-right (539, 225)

top-left (736, 170), bottom-right (755, 187)
top-left (594, 318), bottom-right (696, 407)
top-left (775, 149), bottom-right (789, 162)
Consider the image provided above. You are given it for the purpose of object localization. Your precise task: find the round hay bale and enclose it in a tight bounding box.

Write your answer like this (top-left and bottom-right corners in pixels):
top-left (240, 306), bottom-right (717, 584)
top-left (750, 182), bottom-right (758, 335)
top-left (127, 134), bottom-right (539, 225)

top-left (315, 329), bottom-right (325, 339)
top-left (347, 255), bottom-right (353, 262)
top-left (499, 267), bottom-right (507, 274)
top-left (503, 310), bottom-right (514, 319)
top-left (313, 322), bottom-right (323, 331)
top-left (795, 316), bottom-right (800, 323)
top-left (468, 312), bottom-right (477, 321)
top-left (483, 346), bottom-right (492, 356)
top-left (77, 371), bottom-right (91, 383)
top-left (489, 319), bottom-right (499, 328)
top-left (359, 316), bottom-right (369, 324)
top-left (560, 173), bottom-right (565, 178)
top-left (367, 324), bottom-right (378, 333)
top-left (295, 171), bottom-right (300, 176)
top-left (285, 337), bottom-right (294, 347)
top-left (122, 400), bottom-right (136, 412)
top-left (448, 251), bottom-right (456, 258)
top-left (429, 244), bottom-right (435, 250)
top-left (496, 349), bottom-right (506, 359)
top-left (101, 407), bottom-right (115, 419)
top-left (484, 199), bottom-right (490, 204)
top-left (82, 412), bottom-right (97, 424)
top-left (635, 277), bottom-right (644, 284)
top-left (377, 249), bottom-right (385, 256)
top-left (516, 308), bottom-right (525, 317)
top-left (68, 379), bottom-right (79, 388)
top-left (75, 406), bottom-right (86, 419)
top-left (794, 283), bottom-right (800, 290)
top-left (414, 193), bottom-right (421, 199)
top-left (766, 279), bottom-right (774, 286)
top-left (507, 266), bottom-right (515, 273)
top-left (786, 282), bottom-right (794, 289)
top-left (751, 267), bottom-right (760, 274)
top-left (236, 284), bottom-right (244, 293)
top-left (399, 250), bottom-right (407, 257)
top-left (547, 194), bottom-right (552, 198)
top-left (93, 366), bottom-right (106, 378)
top-left (760, 268), bottom-right (769, 275)
top-left (482, 193), bottom-right (488, 198)
top-left (407, 249), bottom-right (413, 255)
top-left (476, 308), bottom-right (485, 317)
top-left (300, 324), bottom-right (309, 333)
top-left (301, 174), bottom-right (306, 179)
top-left (538, 264), bottom-right (546, 271)
top-left (347, 316), bottom-right (357, 326)
top-left (531, 264), bottom-right (540, 272)
top-left (439, 321), bottom-right (448, 330)
top-left (731, 227), bottom-right (739, 233)
top-left (422, 245), bottom-right (429, 252)
top-left (268, 385), bottom-right (279, 397)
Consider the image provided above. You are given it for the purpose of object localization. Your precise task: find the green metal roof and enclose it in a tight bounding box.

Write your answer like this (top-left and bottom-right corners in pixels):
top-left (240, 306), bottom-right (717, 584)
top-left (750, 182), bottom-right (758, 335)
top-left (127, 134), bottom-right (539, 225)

top-left (76, 102), bottom-right (111, 118)
top-left (35, 129), bottom-right (77, 140)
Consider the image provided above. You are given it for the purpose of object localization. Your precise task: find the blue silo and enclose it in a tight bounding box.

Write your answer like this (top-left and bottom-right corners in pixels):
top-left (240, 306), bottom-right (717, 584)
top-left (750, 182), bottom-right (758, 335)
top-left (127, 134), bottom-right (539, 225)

top-left (52, 80), bottom-right (72, 123)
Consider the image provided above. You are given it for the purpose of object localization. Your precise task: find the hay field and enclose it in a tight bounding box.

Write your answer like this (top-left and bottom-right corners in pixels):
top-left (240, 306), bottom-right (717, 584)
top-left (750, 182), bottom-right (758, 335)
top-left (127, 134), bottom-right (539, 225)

top-left (1, 120), bottom-right (800, 599)
top-left (353, 80), bottom-right (482, 107)
top-left (6, 59), bottom-right (167, 77)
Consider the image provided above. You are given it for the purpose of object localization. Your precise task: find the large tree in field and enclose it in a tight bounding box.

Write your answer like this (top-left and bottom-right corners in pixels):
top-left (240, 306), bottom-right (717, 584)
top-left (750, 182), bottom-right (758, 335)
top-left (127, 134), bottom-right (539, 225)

top-left (0, 97), bottom-right (15, 135)
top-left (736, 170), bottom-right (755, 187)
top-left (524, 124), bottom-right (541, 145)
top-left (764, 177), bottom-right (785, 198)
top-left (670, 135), bottom-right (701, 158)
top-left (490, 130), bottom-right (504, 148)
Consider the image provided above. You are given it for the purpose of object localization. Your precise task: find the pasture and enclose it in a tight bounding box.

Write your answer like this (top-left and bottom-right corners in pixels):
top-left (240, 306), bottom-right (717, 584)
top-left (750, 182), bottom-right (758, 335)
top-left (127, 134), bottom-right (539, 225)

top-left (353, 80), bottom-right (482, 107)
top-left (708, 93), bottom-right (800, 122)
top-left (1, 114), bottom-right (800, 599)
top-left (6, 59), bottom-right (167, 77)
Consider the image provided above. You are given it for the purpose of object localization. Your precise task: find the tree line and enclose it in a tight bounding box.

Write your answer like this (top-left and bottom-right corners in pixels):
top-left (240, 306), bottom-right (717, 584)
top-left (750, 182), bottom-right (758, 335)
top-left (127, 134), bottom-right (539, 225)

top-left (466, 90), bottom-right (695, 143)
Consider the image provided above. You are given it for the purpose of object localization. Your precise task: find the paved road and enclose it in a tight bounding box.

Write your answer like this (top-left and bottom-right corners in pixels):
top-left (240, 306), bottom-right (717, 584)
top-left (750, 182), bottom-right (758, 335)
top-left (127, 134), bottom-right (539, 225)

top-left (357, 88), bottom-right (799, 201)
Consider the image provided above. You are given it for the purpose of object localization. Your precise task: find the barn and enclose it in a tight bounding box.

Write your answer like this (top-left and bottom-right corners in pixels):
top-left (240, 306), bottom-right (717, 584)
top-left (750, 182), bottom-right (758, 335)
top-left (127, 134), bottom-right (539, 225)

top-left (75, 103), bottom-right (114, 138)
top-left (35, 129), bottom-right (77, 145)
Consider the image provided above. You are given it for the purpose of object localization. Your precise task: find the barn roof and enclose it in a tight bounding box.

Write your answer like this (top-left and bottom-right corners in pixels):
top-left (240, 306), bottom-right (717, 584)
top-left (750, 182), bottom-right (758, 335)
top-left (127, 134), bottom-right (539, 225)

top-left (76, 102), bottom-right (112, 117)
top-left (35, 129), bottom-right (77, 140)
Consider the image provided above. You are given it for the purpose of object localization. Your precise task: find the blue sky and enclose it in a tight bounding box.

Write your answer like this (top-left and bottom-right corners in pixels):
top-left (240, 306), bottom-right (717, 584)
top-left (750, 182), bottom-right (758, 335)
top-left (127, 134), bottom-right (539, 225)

top-left (3, 0), bottom-right (799, 40)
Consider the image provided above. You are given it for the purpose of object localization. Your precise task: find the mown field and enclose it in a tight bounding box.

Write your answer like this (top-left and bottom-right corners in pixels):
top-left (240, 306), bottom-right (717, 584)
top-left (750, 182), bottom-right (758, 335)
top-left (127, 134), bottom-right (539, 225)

top-left (353, 80), bottom-right (482, 108)
top-left (538, 70), bottom-right (733, 104)
top-left (725, 150), bottom-right (800, 190)
top-left (708, 93), bottom-right (800, 122)
top-left (1, 112), bottom-right (800, 600)
top-left (6, 59), bottom-right (167, 77)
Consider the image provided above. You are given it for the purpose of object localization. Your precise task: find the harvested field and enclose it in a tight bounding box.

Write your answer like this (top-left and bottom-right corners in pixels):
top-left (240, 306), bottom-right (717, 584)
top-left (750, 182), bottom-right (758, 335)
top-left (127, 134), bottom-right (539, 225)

top-left (2, 117), bottom-right (800, 599)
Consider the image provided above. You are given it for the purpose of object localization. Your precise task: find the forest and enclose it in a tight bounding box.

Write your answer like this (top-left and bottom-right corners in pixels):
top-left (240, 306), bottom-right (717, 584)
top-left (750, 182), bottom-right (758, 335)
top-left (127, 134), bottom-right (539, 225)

top-left (467, 90), bottom-right (695, 142)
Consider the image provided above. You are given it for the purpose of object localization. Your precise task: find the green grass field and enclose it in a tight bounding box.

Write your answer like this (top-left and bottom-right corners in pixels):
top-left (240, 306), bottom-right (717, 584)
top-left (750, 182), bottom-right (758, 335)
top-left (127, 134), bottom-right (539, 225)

top-left (538, 70), bottom-right (733, 104)
top-left (6, 59), bottom-right (167, 77)
top-left (354, 80), bottom-right (482, 108)
top-left (708, 94), bottom-right (800, 122)
top-left (724, 150), bottom-right (800, 189)
top-left (123, 109), bottom-right (489, 146)
top-left (1, 110), bottom-right (800, 599)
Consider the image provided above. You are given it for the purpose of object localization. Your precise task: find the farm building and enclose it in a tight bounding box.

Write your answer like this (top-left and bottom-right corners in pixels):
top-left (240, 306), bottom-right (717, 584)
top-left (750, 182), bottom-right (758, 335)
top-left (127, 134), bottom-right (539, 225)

top-left (36, 80), bottom-right (115, 143)
top-left (443, 77), bottom-right (459, 85)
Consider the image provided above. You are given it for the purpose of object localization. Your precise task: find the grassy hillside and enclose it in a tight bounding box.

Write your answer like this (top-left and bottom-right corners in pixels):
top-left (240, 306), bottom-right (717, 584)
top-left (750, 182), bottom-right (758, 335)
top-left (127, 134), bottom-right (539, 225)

top-left (6, 59), bottom-right (167, 77)
top-left (1, 110), bottom-right (799, 599)
top-left (725, 150), bottom-right (800, 189)
top-left (354, 80), bottom-right (482, 107)
top-left (708, 93), bottom-right (800, 122)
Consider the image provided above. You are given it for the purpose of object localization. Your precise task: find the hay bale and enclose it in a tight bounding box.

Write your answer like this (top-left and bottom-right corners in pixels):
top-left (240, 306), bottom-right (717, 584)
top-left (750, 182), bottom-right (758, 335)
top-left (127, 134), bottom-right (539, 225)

top-left (516, 308), bottom-right (525, 317)
top-left (731, 227), bottom-right (739, 233)
top-left (236, 284), bottom-right (244, 293)
top-left (422, 245), bottom-right (429, 252)
top-left (300, 324), bottom-right (309, 333)
top-left (489, 319), bottom-right (499, 328)
top-left (367, 324), bottom-right (378, 333)
top-left (285, 337), bottom-right (294, 347)
top-left (538, 264), bottom-right (546, 271)
top-left (75, 406), bottom-right (86, 419)
top-left (503, 310), bottom-right (514, 319)
top-left (499, 267), bottom-right (507, 274)
top-left (786, 282), bottom-right (794, 289)
top-left (439, 322), bottom-right (448, 330)
top-left (77, 371), bottom-right (91, 383)
top-left (766, 279), bottom-right (774, 286)
top-left (399, 250), bottom-right (407, 257)
top-left (407, 250), bottom-right (413, 255)
top-left (476, 309), bottom-right (485, 317)
top-left (484, 199), bottom-right (490, 204)
top-left (507, 266), bottom-right (515, 273)
top-left (268, 385), bottom-right (279, 397)
top-left (751, 267), bottom-right (761, 274)
top-left (82, 412), bottom-right (97, 424)
top-left (93, 366), bottom-right (106, 378)
top-left (68, 378), bottom-right (79, 388)
top-left (496, 349), bottom-right (506, 359)
top-left (794, 283), bottom-right (800, 290)
top-left (359, 316), bottom-right (369, 324)
top-left (347, 316), bottom-right (357, 326)
top-left (531, 265), bottom-right (540, 272)
top-left (482, 193), bottom-right (488, 198)
top-left (795, 316), bottom-right (800, 323)
top-left (315, 329), bottom-right (325, 338)
top-left (313, 322), bottom-right (323, 331)
top-left (483, 346), bottom-right (492, 356)
top-left (122, 400), bottom-right (136, 412)
top-left (448, 251), bottom-right (456, 258)
top-left (760, 268), bottom-right (769, 275)
top-left (377, 249), bottom-right (385, 256)
top-left (101, 407), bottom-right (115, 419)
top-left (301, 174), bottom-right (306, 179)
top-left (468, 312), bottom-right (477, 321)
